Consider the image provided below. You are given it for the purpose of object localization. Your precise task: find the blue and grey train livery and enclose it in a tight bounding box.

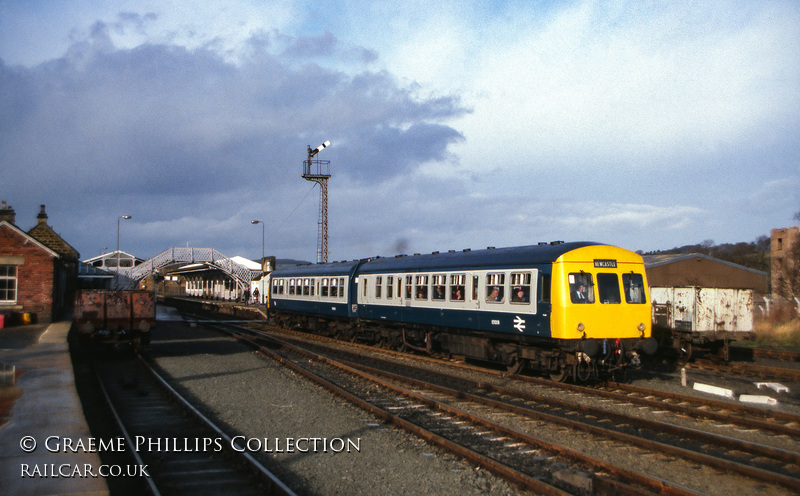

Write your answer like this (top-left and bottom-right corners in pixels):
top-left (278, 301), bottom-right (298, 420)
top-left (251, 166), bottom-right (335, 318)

top-left (267, 242), bottom-right (657, 381)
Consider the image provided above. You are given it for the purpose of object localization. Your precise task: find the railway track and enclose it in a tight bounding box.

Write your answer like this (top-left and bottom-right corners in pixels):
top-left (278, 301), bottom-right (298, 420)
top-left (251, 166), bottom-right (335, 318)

top-left (689, 356), bottom-right (800, 382)
top-left (248, 320), bottom-right (800, 438)
top-left (197, 318), bottom-right (800, 496)
top-left (209, 322), bottom-right (680, 495)
top-left (751, 348), bottom-right (800, 362)
top-left (92, 354), bottom-right (296, 496)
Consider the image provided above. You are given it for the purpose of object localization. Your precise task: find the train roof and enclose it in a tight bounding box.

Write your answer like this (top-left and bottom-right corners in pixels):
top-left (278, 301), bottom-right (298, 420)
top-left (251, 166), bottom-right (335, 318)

top-left (270, 259), bottom-right (362, 277)
top-left (268, 242), bottom-right (624, 278)
top-left (358, 241), bottom-right (599, 274)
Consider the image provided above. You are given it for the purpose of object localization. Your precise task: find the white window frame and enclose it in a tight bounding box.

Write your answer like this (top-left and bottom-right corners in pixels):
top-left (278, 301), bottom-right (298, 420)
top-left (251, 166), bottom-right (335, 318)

top-left (0, 265), bottom-right (17, 304)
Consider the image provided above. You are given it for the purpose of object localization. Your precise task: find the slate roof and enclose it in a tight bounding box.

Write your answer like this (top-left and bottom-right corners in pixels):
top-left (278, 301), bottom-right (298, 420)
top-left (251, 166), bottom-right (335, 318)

top-left (27, 222), bottom-right (80, 260)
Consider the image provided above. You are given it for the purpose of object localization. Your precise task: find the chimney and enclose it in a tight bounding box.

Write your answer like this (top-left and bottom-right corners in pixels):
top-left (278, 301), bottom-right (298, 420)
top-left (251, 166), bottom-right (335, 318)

top-left (0, 200), bottom-right (16, 224)
top-left (37, 204), bottom-right (48, 225)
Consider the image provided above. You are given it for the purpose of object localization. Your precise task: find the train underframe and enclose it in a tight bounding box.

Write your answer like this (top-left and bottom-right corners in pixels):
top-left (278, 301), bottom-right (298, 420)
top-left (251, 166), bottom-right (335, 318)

top-left (653, 327), bottom-right (756, 363)
top-left (270, 310), bottom-right (655, 382)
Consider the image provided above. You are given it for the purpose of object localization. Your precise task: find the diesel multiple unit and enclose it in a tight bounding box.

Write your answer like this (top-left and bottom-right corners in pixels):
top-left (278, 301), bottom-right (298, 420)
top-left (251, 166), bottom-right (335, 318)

top-left (268, 242), bottom-right (657, 381)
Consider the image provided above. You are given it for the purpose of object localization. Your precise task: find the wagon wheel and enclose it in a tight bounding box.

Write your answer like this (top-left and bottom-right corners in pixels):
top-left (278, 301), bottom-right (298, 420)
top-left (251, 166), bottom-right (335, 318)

top-left (506, 357), bottom-right (525, 375)
top-left (677, 340), bottom-right (692, 364)
top-left (549, 366), bottom-right (569, 382)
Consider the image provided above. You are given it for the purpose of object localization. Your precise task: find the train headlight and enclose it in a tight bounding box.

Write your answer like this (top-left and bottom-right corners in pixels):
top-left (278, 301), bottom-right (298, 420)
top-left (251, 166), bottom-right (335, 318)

top-left (638, 323), bottom-right (646, 334)
top-left (577, 322), bottom-right (585, 332)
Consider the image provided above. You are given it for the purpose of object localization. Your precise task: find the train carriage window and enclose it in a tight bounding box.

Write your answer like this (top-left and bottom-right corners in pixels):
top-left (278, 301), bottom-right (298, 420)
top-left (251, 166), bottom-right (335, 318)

top-left (510, 272), bottom-right (531, 304)
top-left (311, 278), bottom-right (315, 296)
top-left (432, 274), bottom-right (446, 300)
top-left (339, 278), bottom-right (346, 298)
top-left (405, 276), bottom-right (413, 299)
top-left (540, 274), bottom-right (551, 303)
top-left (415, 275), bottom-right (429, 300)
top-left (449, 274), bottom-right (465, 301)
top-left (289, 278), bottom-right (296, 295)
top-left (303, 278), bottom-right (310, 296)
top-left (597, 273), bottom-right (621, 304)
top-left (330, 278), bottom-right (338, 298)
top-left (321, 278), bottom-right (329, 297)
top-left (472, 275), bottom-right (479, 300)
top-left (623, 273), bottom-right (646, 304)
top-left (486, 273), bottom-right (505, 303)
top-left (375, 276), bottom-right (382, 299)
top-left (386, 276), bottom-right (394, 300)
top-left (569, 273), bottom-right (594, 303)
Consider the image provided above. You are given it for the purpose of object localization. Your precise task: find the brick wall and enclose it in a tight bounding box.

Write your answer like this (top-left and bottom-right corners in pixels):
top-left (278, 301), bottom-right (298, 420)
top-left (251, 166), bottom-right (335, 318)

top-left (0, 225), bottom-right (56, 323)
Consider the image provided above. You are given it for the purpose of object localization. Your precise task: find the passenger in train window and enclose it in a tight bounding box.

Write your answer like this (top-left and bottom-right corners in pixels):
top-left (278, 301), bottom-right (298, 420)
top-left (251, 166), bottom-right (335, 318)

top-left (433, 285), bottom-right (446, 300)
top-left (451, 288), bottom-right (464, 301)
top-left (512, 287), bottom-right (529, 303)
top-left (487, 286), bottom-right (504, 303)
top-left (623, 273), bottom-right (646, 304)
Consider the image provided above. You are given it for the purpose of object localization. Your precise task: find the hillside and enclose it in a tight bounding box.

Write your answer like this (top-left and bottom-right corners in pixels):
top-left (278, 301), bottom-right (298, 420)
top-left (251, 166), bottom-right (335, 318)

top-left (640, 236), bottom-right (771, 273)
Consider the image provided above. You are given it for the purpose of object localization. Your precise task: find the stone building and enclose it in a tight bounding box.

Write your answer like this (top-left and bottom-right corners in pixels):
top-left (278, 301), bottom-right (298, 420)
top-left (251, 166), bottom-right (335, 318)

top-left (771, 226), bottom-right (800, 298)
top-left (0, 202), bottom-right (79, 324)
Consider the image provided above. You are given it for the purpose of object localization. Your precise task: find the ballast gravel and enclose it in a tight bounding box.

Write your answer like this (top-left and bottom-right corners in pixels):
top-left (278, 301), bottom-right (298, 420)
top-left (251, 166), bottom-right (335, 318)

top-left (145, 320), bottom-right (526, 496)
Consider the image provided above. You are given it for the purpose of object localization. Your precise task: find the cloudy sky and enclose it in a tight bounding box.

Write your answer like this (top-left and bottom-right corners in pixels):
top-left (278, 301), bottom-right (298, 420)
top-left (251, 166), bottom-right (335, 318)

top-left (2, 1), bottom-right (798, 264)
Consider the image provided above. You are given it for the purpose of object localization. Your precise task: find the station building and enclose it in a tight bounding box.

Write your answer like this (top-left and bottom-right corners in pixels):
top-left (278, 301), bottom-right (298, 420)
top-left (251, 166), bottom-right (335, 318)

top-left (82, 250), bottom-right (145, 289)
top-left (168, 256), bottom-right (267, 302)
top-left (0, 202), bottom-right (80, 324)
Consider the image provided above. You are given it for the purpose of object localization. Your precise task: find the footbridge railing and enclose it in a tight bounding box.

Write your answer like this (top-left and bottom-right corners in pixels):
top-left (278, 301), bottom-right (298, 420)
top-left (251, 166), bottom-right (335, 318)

top-left (119, 247), bottom-right (262, 290)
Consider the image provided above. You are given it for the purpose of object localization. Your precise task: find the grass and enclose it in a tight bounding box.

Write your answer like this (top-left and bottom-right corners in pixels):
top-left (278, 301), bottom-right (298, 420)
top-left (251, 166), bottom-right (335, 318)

top-left (746, 318), bottom-right (800, 351)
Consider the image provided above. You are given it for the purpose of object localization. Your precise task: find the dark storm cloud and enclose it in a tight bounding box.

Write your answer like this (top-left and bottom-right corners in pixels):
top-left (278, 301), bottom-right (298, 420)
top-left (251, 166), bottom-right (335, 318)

top-left (337, 122), bottom-right (464, 182)
top-left (0, 22), bottom-right (467, 258)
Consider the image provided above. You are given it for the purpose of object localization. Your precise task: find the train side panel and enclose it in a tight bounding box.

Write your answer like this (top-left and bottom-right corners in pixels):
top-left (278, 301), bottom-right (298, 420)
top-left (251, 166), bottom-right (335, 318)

top-left (356, 268), bottom-right (552, 338)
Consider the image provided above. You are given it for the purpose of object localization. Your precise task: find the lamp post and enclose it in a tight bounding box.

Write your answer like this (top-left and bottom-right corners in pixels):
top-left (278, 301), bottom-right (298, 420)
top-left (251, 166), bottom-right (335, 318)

top-left (116, 215), bottom-right (131, 289)
top-left (251, 220), bottom-right (264, 260)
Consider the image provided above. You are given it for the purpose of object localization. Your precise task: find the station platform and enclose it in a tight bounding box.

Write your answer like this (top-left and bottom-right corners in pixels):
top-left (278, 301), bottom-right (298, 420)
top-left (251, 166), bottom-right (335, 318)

top-left (163, 295), bottom-right (267, 321)
top-left (0, 321), bottom-right (109, 496)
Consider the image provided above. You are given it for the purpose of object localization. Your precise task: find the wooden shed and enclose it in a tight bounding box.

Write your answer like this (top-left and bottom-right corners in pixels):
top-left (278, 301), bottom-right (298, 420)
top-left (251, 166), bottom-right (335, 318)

top-left (642, 253), bottom-right (768, 294)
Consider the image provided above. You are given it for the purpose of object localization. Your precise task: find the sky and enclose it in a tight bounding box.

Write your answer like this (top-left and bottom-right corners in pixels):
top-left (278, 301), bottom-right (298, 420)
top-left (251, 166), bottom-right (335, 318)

top-left (1, 0), bottom-right (798, 265)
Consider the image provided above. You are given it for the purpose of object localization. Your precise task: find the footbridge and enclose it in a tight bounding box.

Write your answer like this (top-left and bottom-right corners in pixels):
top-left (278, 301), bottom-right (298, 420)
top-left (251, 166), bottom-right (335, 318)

top-left (118, 247), bottom-right (263, 290)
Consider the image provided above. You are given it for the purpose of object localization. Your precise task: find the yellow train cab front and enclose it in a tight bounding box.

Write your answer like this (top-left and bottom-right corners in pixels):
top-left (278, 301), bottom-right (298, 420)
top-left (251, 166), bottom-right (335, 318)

top-left (550, 245), bottom-right (652, 343)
